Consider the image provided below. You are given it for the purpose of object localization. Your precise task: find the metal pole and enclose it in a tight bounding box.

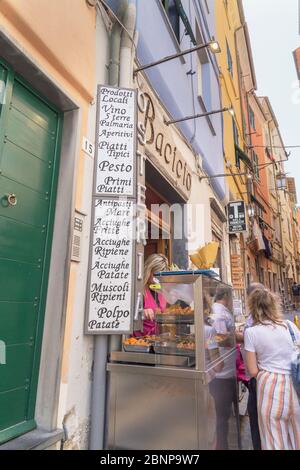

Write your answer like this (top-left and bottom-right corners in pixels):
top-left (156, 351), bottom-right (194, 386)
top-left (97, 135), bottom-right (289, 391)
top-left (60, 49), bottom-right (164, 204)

top-left (89, 0), bottom-right (129, 451)
top-left (166, 107), bottom-right (229, 126)
top-left (134, 41), bottom-right (216, 74)
top-left (200, 171), bottom-right (251, 181)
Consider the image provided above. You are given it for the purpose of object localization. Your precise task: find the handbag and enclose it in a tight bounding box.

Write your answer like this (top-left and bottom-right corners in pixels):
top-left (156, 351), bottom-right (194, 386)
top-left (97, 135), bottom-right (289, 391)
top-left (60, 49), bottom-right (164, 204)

top-left (286, 321), bottom-right (300, 395)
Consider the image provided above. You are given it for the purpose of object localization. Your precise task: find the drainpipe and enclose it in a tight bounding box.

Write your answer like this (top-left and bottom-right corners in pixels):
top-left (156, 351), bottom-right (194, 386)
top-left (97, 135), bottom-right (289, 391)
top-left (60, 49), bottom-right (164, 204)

top-left (108, 0), bottom-right (129, 87)
top-left (119, 3), bottom-right (136, 88)
top-left (89, 0), bottom-right (128, 451)
top-left (109, 1), bottom-right (137, 355)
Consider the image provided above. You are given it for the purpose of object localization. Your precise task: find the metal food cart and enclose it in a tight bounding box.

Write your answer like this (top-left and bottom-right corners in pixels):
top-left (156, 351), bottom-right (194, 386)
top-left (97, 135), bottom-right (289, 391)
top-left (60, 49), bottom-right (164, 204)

top-left (107, 271), bottom-right (241, 450)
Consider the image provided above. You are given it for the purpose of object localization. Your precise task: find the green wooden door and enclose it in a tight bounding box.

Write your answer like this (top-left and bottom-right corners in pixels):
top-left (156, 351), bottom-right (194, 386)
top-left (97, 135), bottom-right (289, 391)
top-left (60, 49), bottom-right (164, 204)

top-left (0, 61), bottom-right (62, 443)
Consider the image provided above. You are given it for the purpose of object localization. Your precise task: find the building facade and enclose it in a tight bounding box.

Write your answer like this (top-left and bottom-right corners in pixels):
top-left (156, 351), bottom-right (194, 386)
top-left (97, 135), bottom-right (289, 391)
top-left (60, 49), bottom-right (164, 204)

top-left (134, 0), bottom-right (230, 280)
top-left (0, 0), bottom-right (232, 450)
top-left (1, 0), bottom-right (300, 451)
top-left (0, 0), bottom-right (110, 449)
top-left (215, 0), bottom-right (248, 309)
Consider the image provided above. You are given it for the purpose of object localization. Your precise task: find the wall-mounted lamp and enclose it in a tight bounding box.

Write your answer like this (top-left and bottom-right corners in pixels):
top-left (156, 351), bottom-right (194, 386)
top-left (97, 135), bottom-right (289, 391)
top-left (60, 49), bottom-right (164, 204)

top-left (209, 41), bottom-right (221, 53)
top-left (248, 205), bottom-right (255, 219)
top-left (134, 40), bottom-right (221, 75)
top-left (165, 106), bottom-right (233, 126)
top-left (199, 170), bottom-right (253, 182)
top-left (276, 172), bottom-right (287, 191)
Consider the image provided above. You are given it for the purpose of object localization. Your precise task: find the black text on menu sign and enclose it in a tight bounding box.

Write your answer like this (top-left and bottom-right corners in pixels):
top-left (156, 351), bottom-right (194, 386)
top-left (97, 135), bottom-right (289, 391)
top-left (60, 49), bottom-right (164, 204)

top-left (228, 201), bottom-right (247, 233)
top-left (86, 85), bottom-right (136, 334)
top-left (88, 199), bottom-right (134, 332)
top-left (96, 87), bottom-right (135, 196)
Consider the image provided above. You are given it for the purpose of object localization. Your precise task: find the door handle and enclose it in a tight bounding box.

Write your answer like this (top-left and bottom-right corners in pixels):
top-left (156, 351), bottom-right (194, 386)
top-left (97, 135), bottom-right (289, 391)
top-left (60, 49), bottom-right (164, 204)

top-left (6, 193), bottom-right (17, 207)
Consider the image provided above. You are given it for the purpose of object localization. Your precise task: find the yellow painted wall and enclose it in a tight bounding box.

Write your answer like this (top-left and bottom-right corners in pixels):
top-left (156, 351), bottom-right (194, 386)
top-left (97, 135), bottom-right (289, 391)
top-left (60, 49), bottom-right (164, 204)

top-left (215, 0), bottom-right (246, 201)
top-left (0, 0), bottom-right (98, 386)
top-left (0, 0), bottom-right (96, 104)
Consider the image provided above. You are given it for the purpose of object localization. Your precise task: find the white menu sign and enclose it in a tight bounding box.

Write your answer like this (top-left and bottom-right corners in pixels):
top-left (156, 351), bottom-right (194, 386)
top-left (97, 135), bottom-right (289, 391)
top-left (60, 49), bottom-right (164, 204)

top-left (86, 199), bottom-right (134, 334)
top-left (96, 86), bottom-right (136, 196)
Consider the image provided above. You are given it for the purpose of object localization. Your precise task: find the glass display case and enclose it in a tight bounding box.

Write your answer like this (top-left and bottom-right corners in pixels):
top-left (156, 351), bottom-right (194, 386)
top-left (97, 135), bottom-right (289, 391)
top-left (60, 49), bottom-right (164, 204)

top-left (107, 271), bottom-right (241, 450)
top-left (120, 271), bottom-right (236, 371)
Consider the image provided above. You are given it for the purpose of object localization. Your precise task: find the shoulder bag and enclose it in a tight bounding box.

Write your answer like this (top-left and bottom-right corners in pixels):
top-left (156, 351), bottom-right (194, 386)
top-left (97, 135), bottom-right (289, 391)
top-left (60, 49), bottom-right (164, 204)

top-left (286, 321), bottom-right (300, 395)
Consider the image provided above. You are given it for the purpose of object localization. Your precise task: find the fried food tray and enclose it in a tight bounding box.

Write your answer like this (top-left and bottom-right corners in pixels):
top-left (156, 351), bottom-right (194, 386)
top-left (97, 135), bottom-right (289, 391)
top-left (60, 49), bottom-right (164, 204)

top-left (154, 345), bottom-right (195, 357)
top-left (122, 344), bottom-right (152, 353)
top-left (155, 313), bottom-right (194, 324)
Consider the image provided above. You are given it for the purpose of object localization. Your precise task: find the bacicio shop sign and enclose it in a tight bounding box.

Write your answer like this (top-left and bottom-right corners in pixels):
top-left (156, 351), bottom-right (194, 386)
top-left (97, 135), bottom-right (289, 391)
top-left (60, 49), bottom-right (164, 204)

top-left (228, 200), bottom-right (247, 233)
top-left (136, 77), bottom-right (192, 200)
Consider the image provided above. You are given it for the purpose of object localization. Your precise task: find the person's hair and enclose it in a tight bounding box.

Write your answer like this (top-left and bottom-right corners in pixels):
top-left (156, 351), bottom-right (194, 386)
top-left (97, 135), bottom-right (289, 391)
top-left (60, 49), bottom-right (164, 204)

top-left (246, 282), bottom-right (265, 296)
top-left (144, 254), bottom-right (169, 288)
top-left (214, 287), bottom-right (231, 302)
top-left (247, 288), bottom-right (284, 327)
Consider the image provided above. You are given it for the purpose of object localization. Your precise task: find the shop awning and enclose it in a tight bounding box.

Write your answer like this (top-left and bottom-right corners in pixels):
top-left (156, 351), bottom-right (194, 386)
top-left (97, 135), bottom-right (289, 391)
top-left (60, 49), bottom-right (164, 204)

top-left (235, 146), bottom-right (253, 171)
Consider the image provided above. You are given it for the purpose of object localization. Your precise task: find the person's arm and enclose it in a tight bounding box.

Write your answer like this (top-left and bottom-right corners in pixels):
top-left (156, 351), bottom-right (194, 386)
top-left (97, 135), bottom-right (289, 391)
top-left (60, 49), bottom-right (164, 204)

top-left (143, 308), bottom-right (155, 321)
top-left (245, 351), bottom-right (259, 378)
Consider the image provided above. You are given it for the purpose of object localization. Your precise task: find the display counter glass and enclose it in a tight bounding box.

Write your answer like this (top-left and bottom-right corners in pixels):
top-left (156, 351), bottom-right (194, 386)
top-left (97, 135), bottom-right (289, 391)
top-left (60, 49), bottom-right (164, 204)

top-left (108, 271), bottom-right (241, 450)
top-left (120, 272), bottom-right (236, 372)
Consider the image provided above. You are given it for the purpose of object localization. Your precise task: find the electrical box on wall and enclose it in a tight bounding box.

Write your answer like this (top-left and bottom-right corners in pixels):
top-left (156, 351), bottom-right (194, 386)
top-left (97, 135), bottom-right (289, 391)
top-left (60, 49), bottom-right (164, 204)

top-left (71, 211), bottom-right (85, 262)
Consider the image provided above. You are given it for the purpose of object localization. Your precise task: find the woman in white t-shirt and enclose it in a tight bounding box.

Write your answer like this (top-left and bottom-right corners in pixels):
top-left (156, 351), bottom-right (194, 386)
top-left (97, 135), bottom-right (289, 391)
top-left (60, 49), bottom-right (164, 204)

top-left (244, 288), bottom-right (300, 450)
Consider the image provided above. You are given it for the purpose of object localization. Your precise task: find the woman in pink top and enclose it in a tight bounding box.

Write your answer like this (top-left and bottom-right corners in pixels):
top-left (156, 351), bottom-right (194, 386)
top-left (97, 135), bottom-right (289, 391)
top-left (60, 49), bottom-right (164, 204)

top-left (134, 254), bottom-right (168, 337)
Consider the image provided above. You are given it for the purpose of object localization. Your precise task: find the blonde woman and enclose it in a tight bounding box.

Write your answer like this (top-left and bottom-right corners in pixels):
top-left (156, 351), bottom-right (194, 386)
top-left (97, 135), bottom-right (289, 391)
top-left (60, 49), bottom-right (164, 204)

top-left (134, 254), bottom-right (169, 337)
top-left (244, 288), bottom-right (300, 450)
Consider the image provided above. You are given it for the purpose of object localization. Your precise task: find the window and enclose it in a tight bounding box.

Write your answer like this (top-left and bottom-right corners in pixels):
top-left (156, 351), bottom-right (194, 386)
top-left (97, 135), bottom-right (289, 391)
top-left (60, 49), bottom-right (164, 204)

top-left (232, 118), bottom-right (239, 146)
top-left (197, 59), bottom-right (203, 97)
top-left (265, 130), bottom-right (270, 149)
top-left (247, 257), bottom-right (251, 287)
top-left (226, 40), bottom-right (233, 76)
top-left (273, 273), bottom-right (277, 292)
top-left (268, 272), bottom-right (272, 290)
top-left (242, 113), bottom-right (247, 138)
top-left (249, 106), bottom-right (255, 130)
top-left (268, 168), bottom-right (276, 193)
top-left (196, 24), bottom-right (211, 110)
top-left (161, 0), bottom-right (180, 42)
top-left (288, 220), bottom-right (292, 242)
top-left (252, 150), bottom-right (259, 180)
